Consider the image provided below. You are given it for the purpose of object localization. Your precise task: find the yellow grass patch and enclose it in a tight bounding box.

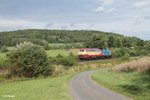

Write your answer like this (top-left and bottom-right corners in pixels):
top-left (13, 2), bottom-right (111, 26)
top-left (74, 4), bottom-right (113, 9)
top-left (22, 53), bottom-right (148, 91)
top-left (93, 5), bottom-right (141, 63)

top-left (113, 57), bottom-right (150, 72)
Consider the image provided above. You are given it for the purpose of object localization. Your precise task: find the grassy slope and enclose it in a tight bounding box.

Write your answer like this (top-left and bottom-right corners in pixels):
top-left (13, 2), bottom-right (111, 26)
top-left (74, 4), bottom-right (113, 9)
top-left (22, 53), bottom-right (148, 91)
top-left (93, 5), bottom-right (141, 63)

top-left (46, 49), bottom-right (70, 57)
top-left (0, 73), bottom-right (74, 100)
top-left (92, 68), bottom-right (150, 100)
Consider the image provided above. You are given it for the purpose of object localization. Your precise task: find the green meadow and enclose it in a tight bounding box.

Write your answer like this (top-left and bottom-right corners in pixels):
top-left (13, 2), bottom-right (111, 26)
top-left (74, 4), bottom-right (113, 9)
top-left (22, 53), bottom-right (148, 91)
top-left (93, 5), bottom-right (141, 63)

top-left (0, 73), bottom-right (74, 100)
top-left (92, 68), bottom-right (150, 100)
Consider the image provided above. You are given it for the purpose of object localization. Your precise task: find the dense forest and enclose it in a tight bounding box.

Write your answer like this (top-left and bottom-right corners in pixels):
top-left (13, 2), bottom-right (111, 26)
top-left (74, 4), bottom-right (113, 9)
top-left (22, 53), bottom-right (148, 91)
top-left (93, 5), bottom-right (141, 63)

top-left (0, 29), bottom-right (146, 48)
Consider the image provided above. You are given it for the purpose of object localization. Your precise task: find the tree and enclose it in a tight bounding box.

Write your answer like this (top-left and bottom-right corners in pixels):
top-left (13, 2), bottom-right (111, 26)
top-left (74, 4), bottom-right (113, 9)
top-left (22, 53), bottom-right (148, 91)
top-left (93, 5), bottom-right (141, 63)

top-left (7, 42), bottom-right (51, 77)
top-left (115, 38), bottom-right (123, 47)
top-left (137, 39), bottom-right (144, 47)
top-left (122, 38), bottom-right (133, 48)
top-left (107, 36), bottom-right (115, 48)
top-left (84, 36), bottom-right (107, 49)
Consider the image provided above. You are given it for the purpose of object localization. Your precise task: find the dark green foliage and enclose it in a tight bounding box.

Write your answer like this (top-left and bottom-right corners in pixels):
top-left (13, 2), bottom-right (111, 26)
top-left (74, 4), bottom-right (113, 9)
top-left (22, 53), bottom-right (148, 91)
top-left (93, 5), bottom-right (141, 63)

top-left (144, 42), bottom-right (150, 51)
top-left (44, 44), bottom-right (50, 50)
top-left (137, 39), bottom-right (144, 47)
top-left (7, 42), bottom-right (51, 77)
top-left (112, 46), bottom-right (150, 58)
top-left (112, 48), bottom-right (130, 58)
top-left (115, 38), bottom-right (123, 47)
top-left (107, 36), bottom-right (123, 48)
top-left (0, 45), bottom-right (8, 53)
top-left (107, 36), bottom-right (116, 47)
top-left (122, 38), bottom-right (133, 48)
top-left (84, 34), bottom-right (143, 49)
top-left (139, 49), bottom-right (148, 56)
top-left (112, 48), bottom-right (123, 58)
top-left (84, 36), bottom-right (107, 49)
top-left (50, 53), bottom-right (77, 67)
top-left (134, 46), bottom-right (149, 56)
top-left (129, 49), bottom-right (139, 56)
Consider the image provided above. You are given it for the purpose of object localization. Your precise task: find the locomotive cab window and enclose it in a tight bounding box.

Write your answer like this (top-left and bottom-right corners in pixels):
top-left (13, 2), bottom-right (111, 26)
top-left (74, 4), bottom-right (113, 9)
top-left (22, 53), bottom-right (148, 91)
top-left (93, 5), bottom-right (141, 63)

top-left (80, 50), bottom-right (85, 52)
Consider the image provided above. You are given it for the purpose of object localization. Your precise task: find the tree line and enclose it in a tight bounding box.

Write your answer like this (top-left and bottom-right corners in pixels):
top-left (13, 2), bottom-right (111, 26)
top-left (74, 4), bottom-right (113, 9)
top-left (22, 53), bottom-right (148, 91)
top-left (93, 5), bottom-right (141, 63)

top-left (84, 35), bottom-right (146, 49)
top-left (0, 29), bottom-right (142, 47)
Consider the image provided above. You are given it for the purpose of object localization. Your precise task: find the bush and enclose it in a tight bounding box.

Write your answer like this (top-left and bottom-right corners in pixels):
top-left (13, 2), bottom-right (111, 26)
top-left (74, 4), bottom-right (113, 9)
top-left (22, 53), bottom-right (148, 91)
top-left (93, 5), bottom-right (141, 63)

top-left (139, 49), bottom-right (148, 56)
top-left (121, 53), bottom-right (130, 60)
top-left (112, 48), bottom-right (130, 58)
top-left (44, 44), bottom-right (50, 50)
top-left (129, 50), bottom-right (138, 56)
top-left (0, 45), bottom-right (8, 53)
top-left (0, 58), bottom-right (6, 69)
top-left (61, 53), bottom-right (77, 67)
top-left (50, 53), bottom-right (77, 67)
top-left (7, 42), bottom-right (51, 77)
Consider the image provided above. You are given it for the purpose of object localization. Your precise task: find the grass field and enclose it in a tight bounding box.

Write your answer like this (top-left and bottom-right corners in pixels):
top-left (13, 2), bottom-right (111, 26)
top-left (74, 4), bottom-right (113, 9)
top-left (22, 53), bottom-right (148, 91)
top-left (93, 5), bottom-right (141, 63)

top-left (46, 49), bottom-right (78, 57)
top-left (49, 43), bottom-right (82, 47)
top-left (0, 48), bottom-right (78, 58)
top-left (49, 43), bottom-right (66, 46)
top-left (0, 53), bottom-right (6, 60)
top-left (0, 73), bottom-right (74, 100)
top-left (92, 68), bottom-right (150, 100)
top-left (7, 47), bottom-right (15, 51)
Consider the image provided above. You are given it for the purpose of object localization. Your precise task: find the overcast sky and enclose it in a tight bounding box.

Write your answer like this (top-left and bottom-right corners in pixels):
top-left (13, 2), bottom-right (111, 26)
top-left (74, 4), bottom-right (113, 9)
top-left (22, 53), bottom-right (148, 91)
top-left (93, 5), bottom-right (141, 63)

top-left (0, 0), bottom-right (150, 40)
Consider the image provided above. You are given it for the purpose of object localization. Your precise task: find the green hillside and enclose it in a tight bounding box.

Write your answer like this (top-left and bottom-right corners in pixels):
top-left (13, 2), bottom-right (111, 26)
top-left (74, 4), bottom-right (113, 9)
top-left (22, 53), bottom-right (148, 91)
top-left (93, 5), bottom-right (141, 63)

top-left (0, 29), bottom-right (140, 47)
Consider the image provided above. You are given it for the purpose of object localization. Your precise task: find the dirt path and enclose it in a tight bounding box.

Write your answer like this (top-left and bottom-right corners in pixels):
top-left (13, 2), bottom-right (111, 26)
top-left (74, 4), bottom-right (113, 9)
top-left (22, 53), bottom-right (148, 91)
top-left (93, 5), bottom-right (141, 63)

top-left (69, 70), bottom-right (131, 100)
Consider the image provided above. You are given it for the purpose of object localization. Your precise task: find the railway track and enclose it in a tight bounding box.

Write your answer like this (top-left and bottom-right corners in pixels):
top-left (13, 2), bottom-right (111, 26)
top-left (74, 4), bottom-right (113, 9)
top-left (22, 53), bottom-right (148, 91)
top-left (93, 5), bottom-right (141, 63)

top-left (77, 58), bottom-right (113, 64)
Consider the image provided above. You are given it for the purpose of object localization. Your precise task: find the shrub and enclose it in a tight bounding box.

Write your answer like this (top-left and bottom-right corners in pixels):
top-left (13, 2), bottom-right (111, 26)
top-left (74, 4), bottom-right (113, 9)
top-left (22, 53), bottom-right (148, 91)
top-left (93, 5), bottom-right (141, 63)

top-left (0, 45), bottom-right (8, 53)
top-left (145, 44), bottom-right (150, 51)
top-left (134, 46), bottom-right (149, 56)
top-left (129, 50), bottom-right (138, 56)
top-left (121, 53), bottom-right (130, 60)
top-left (0, 58), bottom-right (6, 69)
top-left (112, 49), bottom-right (122, 58)
top-left (139, 49), bottom-right (148, 56)
top-left (50, 53), bottom-right (77, 67)
top-left (112, 48), bottom-right (130, 58)
top-left (7, 42), bottom-right (51, 77)
top-left (44, 44), bottom-right (50, 50)
top-left (61, 53), bottom-right (77, 67)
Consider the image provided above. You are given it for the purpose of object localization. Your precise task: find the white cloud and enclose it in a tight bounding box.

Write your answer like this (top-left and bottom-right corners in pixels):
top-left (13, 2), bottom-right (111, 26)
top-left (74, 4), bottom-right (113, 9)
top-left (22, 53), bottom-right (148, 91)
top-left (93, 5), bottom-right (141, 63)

top-left (93, 6), bottom-right (105, 12)
top-left (99, 0), bottom-right (113, 5)
top-left (93, 0), bottom-right (116, 13)
top-left (134, 1), bottom-right (148, 8)
top-left (93, 6), bottom-right (116, 13)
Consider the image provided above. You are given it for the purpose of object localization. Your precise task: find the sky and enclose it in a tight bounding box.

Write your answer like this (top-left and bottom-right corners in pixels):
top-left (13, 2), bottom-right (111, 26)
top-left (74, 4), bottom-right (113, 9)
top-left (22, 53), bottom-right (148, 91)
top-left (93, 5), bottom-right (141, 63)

top-left (0, 0), bottom-right (150, 40)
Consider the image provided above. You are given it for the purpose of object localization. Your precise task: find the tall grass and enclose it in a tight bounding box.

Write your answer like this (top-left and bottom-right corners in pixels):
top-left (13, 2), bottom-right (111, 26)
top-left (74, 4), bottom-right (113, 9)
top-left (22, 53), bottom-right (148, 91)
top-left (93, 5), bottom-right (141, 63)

top-left (113, 57), bottom-right (150, 72)
top-left (51, 59), bottom-right (125, 77)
